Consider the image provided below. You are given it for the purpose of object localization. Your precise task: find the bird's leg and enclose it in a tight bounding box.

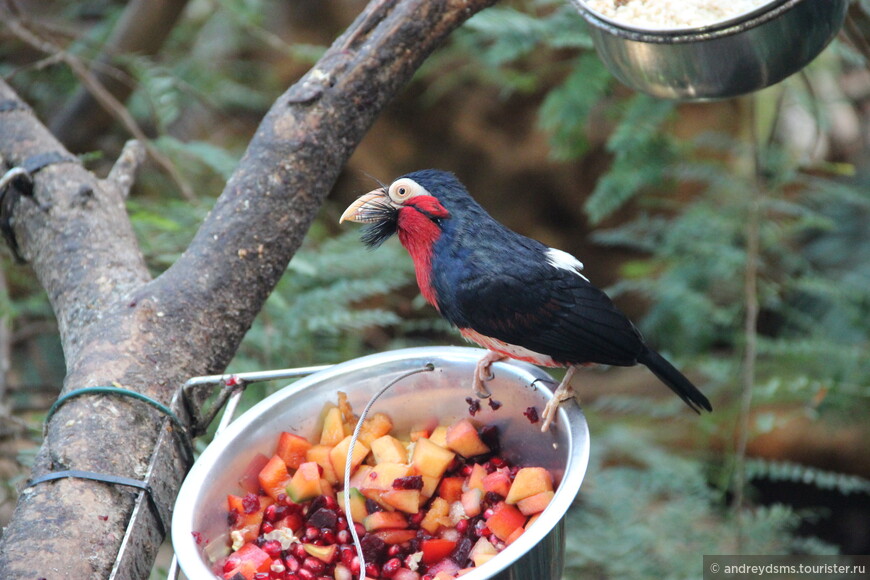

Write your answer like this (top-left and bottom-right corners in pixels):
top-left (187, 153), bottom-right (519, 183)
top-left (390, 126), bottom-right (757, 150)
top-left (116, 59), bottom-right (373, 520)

top-left (540, 366), bottom-right (578, 432)
top-left (473, 350), bottom-right (507, 398)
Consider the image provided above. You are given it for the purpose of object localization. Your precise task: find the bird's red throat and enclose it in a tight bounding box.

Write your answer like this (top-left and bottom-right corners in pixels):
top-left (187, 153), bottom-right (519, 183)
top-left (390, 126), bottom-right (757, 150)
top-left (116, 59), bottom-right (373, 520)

top-left (397, 207), bottom-right (442, 308)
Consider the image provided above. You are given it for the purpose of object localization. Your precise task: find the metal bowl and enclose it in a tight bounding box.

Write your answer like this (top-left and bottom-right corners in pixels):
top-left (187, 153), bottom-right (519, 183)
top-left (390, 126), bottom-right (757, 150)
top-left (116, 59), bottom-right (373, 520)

top-left (172, 346), bottom-right (590, 580)
top-left (570, 0), bottom-right (848, 100)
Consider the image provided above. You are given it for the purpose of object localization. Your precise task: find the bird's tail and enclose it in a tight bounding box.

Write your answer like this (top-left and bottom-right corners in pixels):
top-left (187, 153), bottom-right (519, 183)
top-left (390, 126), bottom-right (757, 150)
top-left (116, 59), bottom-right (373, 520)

top-left (637, 348), bottom-right (712, 413)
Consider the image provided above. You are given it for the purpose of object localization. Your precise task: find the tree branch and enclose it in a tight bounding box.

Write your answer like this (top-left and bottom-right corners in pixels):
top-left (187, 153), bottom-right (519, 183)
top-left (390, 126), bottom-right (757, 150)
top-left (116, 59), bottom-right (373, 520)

top-left (0, 0), bottom-right (496, 578)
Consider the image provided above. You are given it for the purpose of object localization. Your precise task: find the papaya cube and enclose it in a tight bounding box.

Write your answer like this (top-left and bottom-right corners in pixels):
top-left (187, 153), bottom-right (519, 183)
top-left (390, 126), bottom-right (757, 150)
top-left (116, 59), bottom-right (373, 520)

top-left (505, 467), bottom-right (553, 504)
top-left (481, 470), bottom-right (512, 498)
top-left (363, 510), bottom-right (408, 531)
top-left (446, 418), bottom-right (490, 458)
top-left (257, 455), bottom-right (292, 501)
top-left (286, 461), bottom-right (323, 503)
top-left (337, 487), bottom-right (368, 522)
top-left (438, 476), bottom-right (464, 503)
top-left (420, 474), bottom-right (441, 499)
top-left (411, 438), bottom-right (455, 479)
top-left (486, 502), bottom-right (527, 542)
top-left (306, 444), bottom-right (339, 485)
top-left (275, 432), bottom-right (312, 470)
top-left (429, 425), bottom-right (448, 448)
top-left (517, 490), bottom-right (555, 516)
top-left (380, 488), bottom-right (421, 514)
top-left (357, 412), bottom-right (393, 447)
top-left (329, 436), bottom-right (370, 479)
top-left (223, 542), bottom-right (271, 580)
top-left (320, 406), bottom-right (345, 446)
top-left (359, 462), bottom-right (411, 493)
top-left (465, 463), bottom-right (487, 492)
top-left (370, 435), bottom-right (408, 464)
top-left (419, 497), bottom-right (451, 534)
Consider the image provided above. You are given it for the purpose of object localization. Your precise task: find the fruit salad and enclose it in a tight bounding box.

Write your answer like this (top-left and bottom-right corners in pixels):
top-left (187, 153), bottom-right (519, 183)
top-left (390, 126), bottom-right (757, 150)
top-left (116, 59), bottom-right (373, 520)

top-left (216, 393), bottom-right (557, 580)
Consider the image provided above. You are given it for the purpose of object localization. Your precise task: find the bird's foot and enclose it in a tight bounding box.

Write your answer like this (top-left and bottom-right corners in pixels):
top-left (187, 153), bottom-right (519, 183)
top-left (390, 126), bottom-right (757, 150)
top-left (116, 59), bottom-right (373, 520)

top-left (473, 351), bottom-right (507, 398)
top-left (540, 367), bottom-right (578, 432)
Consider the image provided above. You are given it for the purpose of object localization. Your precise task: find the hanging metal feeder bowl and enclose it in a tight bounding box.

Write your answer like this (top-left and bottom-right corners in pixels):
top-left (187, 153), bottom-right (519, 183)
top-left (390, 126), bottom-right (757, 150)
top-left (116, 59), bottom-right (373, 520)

top-left (569, 0), bottom-right (849, 100)
top-left (171, 346), bottom-right (590, 579)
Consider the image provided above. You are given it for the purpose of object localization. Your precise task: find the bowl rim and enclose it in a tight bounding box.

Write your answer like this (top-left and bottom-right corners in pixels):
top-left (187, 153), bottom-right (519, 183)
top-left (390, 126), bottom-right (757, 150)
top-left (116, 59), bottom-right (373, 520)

top-left (572, 0), bottom-right (805, 41)
top-left (171, 346), bottom-right (591, 580)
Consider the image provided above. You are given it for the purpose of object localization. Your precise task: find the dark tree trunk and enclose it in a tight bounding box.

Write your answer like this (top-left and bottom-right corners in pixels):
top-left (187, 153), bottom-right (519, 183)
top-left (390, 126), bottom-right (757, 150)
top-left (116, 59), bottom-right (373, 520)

top-left (0, 0), bottom-right (497, 577)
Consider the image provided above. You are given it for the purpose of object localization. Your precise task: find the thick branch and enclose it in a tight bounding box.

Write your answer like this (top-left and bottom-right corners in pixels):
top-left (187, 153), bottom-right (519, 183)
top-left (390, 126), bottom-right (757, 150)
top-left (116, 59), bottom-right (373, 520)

top-left (0, 1), bottom-right (496, 578)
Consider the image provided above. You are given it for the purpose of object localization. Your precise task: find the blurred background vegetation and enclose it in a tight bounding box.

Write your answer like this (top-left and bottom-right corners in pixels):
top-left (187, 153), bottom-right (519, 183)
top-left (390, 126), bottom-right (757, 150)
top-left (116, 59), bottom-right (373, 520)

top-left (2, 0), bottom-right (870, 578)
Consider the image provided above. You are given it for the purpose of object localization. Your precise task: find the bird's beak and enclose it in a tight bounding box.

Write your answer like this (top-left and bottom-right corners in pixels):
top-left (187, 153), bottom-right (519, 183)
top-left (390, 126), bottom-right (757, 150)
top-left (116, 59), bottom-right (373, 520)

top-left (339, 189), bottom-right (392, 224)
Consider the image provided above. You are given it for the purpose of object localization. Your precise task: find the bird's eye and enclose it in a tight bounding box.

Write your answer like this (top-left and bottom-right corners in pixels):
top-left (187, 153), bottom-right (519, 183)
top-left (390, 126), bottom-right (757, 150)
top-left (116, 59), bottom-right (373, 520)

top-left (398, 187), bottom-right (407, 196)
top-left (388, 178), bottom-right (424, 203)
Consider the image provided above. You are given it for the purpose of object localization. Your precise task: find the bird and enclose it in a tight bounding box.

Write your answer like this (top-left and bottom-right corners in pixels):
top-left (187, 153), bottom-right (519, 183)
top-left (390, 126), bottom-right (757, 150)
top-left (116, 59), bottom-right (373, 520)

top-left (340, 169), bottom-right (712, 431)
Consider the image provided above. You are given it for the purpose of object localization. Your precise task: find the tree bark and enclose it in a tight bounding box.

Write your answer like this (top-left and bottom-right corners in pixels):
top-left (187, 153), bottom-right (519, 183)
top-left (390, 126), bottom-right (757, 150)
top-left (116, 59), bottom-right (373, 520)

top-left (0, 0), bottom-right (496, 577)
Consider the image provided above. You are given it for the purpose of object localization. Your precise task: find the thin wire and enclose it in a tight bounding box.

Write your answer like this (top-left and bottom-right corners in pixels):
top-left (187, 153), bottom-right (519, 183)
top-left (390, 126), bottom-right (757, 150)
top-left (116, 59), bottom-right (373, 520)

top-left (342, 363), bottom-right (435, 579)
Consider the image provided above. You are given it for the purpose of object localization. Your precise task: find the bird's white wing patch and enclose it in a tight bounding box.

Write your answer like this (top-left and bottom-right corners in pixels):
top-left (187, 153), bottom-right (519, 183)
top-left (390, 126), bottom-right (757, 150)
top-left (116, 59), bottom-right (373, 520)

top-left (546, 248), bottom-right (588, 280)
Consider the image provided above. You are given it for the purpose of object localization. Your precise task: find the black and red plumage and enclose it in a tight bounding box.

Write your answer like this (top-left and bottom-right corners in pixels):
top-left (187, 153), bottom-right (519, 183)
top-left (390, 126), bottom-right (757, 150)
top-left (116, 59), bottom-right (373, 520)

top-left (340, 169), bottom-right (711, 430)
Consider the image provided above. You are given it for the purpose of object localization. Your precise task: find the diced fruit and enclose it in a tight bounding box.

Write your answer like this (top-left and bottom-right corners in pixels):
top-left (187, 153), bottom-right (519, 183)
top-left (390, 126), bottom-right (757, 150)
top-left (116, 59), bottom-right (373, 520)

top-left (359, 463), bottom-right (412, 496)
top-left (445, 419), bottom-right (490, 458)
top-left (469, 537), bottom-right (498, 567)
top-left (226, 494), bottom-right (270, 545)
top-left (357, 412), bottom-right (393, 447)
top-left (420, 475), bottom-right (440, 499)
top-left (381, 489), bottom-right (421, 513)
top-left (306, 444), bottom-right (339, 485)
top-left (419, 497), bottom-right (451, 534)
top-left (257, 455), bottom-right (292, 501)
top-left (517, 490), bottom-right (555, 516)
top-left (363, 510), bottom-right (408, 531)
top-left (329, 435), bottom-right (370, 478)
top-left (427, 558), bottom-right (461, 577)
top-left (286, 461), bottom-right (322, 503)
top-left (237, 453), bottom-right (269, 494)
top-left (421, 538), bottom-right (457, 564)
top-left (320, 406), bottom-right (346, 446)
top-left (303, 542), bottom-right (338, 563)
top-left (370, 435), bottom-right (408, 464)
top-left (505, 526), bottom-right (524, 545)
top-left (505, 467), bottom-right (554, 504)
top-left (460, 488), bottom-right (483, 518)
top-left (411, 438), bottom-right (455, 479)
top-left (337, 487), bottom-right (368, 522)
top-left (409, 427), bottom-right (430, 442)
top-left (465, 463), bottom-right (487, 492)
top-left (438, 476), bottom-right (464, 503)
top-left (222, 542), bottom-right (271, 580)
top-left (374, 528), bottom-right (418, 544)
top-left (482, 470), bottom-right (512, 499)
top-left (429, 425), bottom-right (448, 448)
top-left (275, 431), bottom-right (312, 469)
top-left (486, 502), bottom-right (527, 542)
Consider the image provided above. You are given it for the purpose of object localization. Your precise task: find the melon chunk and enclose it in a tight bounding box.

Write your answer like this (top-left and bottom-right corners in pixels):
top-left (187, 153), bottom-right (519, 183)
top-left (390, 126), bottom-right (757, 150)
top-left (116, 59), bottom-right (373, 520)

top-left (381, 488), bottom-right (421, 513)
top-left (505, 467), bottom-right (553, 504)
top-left (286, 461), bottom-right (322, 503)
top-left (482, 470), bottom-right (512, 498)
top-left (446, 418), bottom-right (490, 458)
top-left (486, 502), bottom-right (526, 542)
top-left (357, 412), bottom-right (393, 447)
top-left (329, 435), bottom-right (370, 479)
top-left (257, 455), bottom-right (292, 501)
top-left (363, 510), bottom-right (408, 531)
top-left (370, 435), bottom-right (408, 464)
top-left (411, 438), bottom-right (455, 479)
top-left (306, 444), bottom-right (338, 485)
top-left (517, 490), bottom-right (554, 516)
top-left (319, 406), bottom-right (345, 446)
top-left (275, 432), bottom-right (312, 470)
top-left (337, 487), bottom-right (368, 522)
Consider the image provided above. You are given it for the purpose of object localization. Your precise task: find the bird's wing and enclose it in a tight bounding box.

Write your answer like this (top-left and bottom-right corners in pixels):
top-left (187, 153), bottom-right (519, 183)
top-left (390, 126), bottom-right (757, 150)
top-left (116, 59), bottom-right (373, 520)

top-left (445, 259), bottom-right (645, 367)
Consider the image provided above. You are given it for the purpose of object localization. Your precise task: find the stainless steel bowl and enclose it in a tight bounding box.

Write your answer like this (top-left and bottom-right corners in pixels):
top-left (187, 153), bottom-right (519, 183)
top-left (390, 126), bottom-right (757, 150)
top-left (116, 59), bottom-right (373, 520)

top-left (570, 0), bottom-right (848, 100)
top-left (172, 346), bottom-right (590, 580)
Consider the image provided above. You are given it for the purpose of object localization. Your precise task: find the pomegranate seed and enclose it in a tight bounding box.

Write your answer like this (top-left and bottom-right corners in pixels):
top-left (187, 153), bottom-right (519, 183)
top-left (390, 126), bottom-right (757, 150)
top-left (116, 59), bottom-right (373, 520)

top-left (333, 563), bottom-right (354, 580)
top-left (284, 554), bottom-right (300, 572)
top-left (303, 557), bottom-right (325, 574)
top-left (382, 557), bottom-right (401, 577)
top-left (253, 573), bottom-right (270, 580)
top-left (262, 540), bottom-right (283, 558)
top-left (336, 515), bottom-right (348, 530)
top-left (304, 526), bottom-right (319, 541)
top-left (455, 519), bottom-right (469, 534)
top-left (337, 529), bottom-right (351, 544)
top-left (353, 522), bottom-right (366, 537)
top-left (409, 512), bottom-right (425, 526)
top-left (223, 560), bottom-right (236, 573)
top-left (483, 508), bottom-right (495, 519)
top-left (297, 569), bottom-right (315, 580)
top-left (285, 576), bottom-right (300, 580)
top-left (387, 544), bottom-right (401, 557)
top-left (292, 543), bottom-right (307, 560)
top-left (460, 464), bottom-right (473, 477)
top-left (365, 562), bottom-right (380, 578)
top-left (491, 456), bottom-right (507, 468)
top-left (261, 521), bottom-right (275, 534)
top-left (242, 493), bottom-right (260, 514)
top-left (320, 528), bottom-right (336, 544)
top-left (475, 526), bottom-right (491, 538)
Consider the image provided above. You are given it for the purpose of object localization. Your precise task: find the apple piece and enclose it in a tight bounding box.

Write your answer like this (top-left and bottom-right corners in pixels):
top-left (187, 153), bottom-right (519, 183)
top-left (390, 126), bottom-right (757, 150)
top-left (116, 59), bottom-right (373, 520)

top-left (318, 406), bottom-right (344, 446)
top-left (363, 510), bottom-right (408, 531)
top-left (419, 497), bottom-right (451, 534)
top-left (411, 438), bottom-right (455, 479)
top-left (303, 542), bottom-right (338, 563)
top-left (237, 452), bottom-right (269, 494)
top-left (286, 461), bottom-right (323, 503)
top-left (438, 476), bottom-right (464, 503)
top-left (460, 488), bottom-right (483, 518)
top-left (445, 419), bottom-right (490, 458)
top-left (516, 490), bottom-right (555, 516)
top-left (380, 489), bottom-right (421, 514)
top-left (370, 435), bottom-right (408, 464)
top-left (505, 467), bottom-right (553, 504)
top-left (257, 455), bottom-right (292, 501)
top-left (465, 463), bottom-right (487, 492)
top-left (275, 432), bottom-right (312, 470)
top-left (429, 425), bottom-right (448, 448)
top-left (306, 444), bottom-right (339, 485)
top-left (486, 502), bottom-right (527, 542)
top-left (481, 470), bottom-right (512, 499)
top-left (420, 538), bottom-right (457, 564)
top-left (222, 542), bottom-right (271, 580)
top-left (330, 435), bottom-right (370, 479)
top-left (469, 537), bottom-right (498, 567)
top-left (337, 487), bottom-right (369, 522)
top-left (357, 412), bottom-right (393, 447)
